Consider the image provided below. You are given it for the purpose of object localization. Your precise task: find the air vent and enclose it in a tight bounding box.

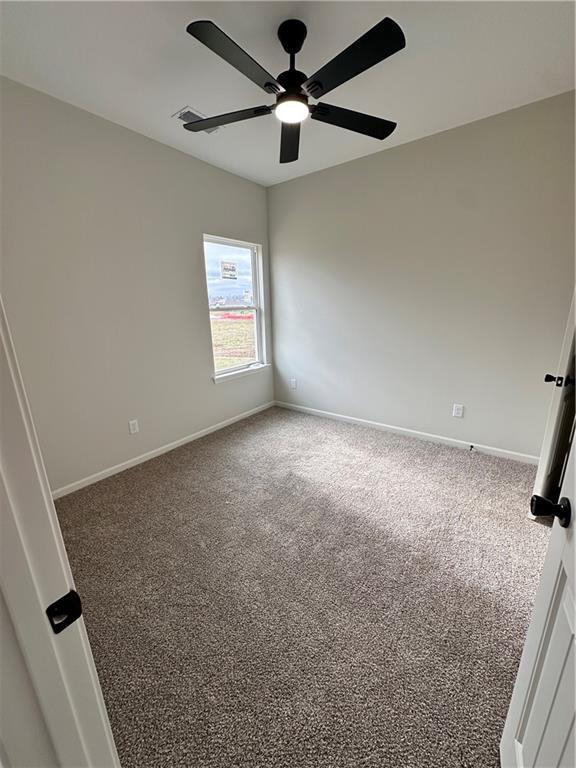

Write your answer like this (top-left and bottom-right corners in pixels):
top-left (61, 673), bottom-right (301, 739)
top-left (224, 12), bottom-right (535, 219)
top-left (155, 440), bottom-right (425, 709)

top-left (172, 106), bottom-right (219, 134)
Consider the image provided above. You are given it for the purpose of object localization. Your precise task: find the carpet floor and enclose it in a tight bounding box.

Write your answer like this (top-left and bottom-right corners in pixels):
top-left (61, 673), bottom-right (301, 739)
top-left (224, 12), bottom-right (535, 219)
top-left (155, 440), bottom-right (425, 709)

top-left (56, 407), bottom-right (549, 768)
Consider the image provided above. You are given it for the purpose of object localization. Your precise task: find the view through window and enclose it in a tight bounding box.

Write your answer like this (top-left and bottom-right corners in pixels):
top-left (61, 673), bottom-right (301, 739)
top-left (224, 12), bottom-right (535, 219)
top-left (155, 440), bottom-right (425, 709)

top-left (203, 236), bottom-right (264, 374)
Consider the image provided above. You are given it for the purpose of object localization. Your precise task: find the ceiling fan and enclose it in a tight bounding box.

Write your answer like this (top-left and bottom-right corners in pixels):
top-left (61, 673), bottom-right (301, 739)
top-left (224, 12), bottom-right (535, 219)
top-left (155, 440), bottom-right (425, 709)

top-left (184, 17), bottom-right (406, 163)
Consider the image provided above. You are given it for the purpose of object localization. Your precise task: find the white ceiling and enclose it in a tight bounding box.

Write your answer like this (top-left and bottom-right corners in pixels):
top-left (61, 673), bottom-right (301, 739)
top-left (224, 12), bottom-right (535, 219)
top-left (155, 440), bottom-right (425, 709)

top-left (1, 2), bottom-right (573, 186)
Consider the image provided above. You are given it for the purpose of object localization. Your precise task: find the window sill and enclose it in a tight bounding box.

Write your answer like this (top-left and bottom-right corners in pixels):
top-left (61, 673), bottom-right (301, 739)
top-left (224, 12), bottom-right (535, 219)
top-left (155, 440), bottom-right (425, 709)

top-left (212, 363), bottom-right (271, 384)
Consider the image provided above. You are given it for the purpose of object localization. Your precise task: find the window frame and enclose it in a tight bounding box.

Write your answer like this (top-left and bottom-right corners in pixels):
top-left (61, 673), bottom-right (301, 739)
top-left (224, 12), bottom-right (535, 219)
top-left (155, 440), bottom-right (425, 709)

top-left (202, 234), bottom-right (267, 380)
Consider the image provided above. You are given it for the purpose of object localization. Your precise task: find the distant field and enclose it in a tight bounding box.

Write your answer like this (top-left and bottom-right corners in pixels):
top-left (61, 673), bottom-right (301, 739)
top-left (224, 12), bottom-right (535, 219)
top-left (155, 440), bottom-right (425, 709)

top-left (210, 312), bottom-right (256, 371)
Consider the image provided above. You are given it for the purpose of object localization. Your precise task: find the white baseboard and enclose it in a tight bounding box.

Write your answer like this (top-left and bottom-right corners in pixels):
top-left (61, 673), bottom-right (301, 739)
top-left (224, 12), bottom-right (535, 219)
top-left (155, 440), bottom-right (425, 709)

top-left (52, 398), bottom-right (538, 499)
top-left (51, 401), bottom-right (275, 500)
top-left (274, 401), bottom-right (539, 465)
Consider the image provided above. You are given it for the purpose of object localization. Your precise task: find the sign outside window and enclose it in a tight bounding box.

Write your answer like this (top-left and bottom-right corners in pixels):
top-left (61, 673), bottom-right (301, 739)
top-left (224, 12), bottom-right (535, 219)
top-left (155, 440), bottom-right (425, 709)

top-left (220, 261), bottom-right (238, 280)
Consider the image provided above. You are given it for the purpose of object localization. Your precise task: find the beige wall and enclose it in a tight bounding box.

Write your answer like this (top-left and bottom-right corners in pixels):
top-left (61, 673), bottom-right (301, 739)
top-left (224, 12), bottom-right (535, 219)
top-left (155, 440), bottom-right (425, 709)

top-left (268, 92), bottom-right (574, 458)
top-left (2, 78), bottom-right (573, 489)
top-left (1, 78), bottom-right (273, 492)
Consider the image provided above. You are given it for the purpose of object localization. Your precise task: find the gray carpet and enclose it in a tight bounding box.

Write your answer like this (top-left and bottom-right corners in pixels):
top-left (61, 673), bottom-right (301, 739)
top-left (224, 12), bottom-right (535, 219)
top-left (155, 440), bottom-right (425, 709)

top-left (56, 407), bottom-right (549, 768)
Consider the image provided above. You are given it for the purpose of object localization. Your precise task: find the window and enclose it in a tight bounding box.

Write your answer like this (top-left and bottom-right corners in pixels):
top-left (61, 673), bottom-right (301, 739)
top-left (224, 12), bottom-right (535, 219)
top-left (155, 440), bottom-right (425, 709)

top-left (202, 235), bottom-right (266, 378)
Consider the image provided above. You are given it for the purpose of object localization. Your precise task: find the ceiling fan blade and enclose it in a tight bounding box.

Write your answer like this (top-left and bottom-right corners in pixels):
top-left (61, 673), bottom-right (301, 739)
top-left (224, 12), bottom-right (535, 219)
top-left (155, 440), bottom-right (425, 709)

top-left (311, 103), bottom-right (397, 140)
top-left (187, 21), bottom-right (281, 94)
top-left (184, 105), bottom-right (272, 132)
top-left (280, 123), bottom-right (300, 164)
top-left (303, 17), bottom-right (405, 98)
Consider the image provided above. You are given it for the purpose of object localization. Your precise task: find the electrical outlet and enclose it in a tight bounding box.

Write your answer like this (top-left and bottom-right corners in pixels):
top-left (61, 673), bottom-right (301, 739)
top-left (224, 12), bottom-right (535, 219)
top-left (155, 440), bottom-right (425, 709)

top-left (289, 377), bottom-right (297, 390)
top-left (128, 419), bottom-right (139, 435)
top-left (452, 404), bottom-right (464, 418)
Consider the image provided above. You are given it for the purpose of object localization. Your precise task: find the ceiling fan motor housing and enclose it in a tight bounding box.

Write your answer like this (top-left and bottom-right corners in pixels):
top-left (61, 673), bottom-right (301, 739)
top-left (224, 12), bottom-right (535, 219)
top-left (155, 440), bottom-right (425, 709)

top-left (277, 68), bottom-right (308, 94)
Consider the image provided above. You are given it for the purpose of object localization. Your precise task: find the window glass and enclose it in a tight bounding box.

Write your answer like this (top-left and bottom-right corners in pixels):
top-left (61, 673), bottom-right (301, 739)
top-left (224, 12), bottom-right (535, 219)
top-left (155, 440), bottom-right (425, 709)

top-left (202, 237), bottom-right (264, 376)
top-left (204, 241), bottom-right (254, 308)
top-left (209, 309), bottom-right (257, 372)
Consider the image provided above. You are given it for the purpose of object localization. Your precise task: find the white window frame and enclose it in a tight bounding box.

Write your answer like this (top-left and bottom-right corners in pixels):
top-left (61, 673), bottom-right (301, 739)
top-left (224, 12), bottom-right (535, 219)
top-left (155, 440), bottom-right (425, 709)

top-left (202, 234), bottom-right (268, 382)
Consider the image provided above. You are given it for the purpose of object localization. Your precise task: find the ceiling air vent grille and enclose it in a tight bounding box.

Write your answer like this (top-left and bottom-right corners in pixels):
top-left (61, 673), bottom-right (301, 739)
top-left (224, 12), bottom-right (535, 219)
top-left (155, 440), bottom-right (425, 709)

top-left (172, 106), bottom-right (219, 134)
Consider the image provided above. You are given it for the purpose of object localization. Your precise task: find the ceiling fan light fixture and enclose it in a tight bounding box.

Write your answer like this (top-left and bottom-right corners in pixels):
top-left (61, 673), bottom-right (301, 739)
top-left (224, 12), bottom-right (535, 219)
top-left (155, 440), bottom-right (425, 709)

top-left (275, 93), bottom-right (309, 124)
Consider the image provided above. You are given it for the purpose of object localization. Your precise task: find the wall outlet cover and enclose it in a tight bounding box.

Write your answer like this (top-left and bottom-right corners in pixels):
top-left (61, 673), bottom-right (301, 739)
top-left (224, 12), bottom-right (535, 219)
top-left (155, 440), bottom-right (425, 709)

top-left (452, 404), bottom-right (464, 418)
top-left (128, 419), bottom-right (139, 434)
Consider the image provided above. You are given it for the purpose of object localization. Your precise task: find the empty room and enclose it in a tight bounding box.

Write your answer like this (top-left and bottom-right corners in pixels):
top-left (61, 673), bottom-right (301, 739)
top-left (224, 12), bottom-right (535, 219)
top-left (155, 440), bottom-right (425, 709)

top-left (1, 2), bottom-right (575, 767)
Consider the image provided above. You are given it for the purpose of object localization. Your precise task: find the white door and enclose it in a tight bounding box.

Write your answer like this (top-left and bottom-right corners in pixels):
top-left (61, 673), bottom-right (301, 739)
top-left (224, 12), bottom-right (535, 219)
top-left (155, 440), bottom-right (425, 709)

top-left (501, 306), bottom-right (575, 766)
top-left (0, 296), bottom-right (120, 767)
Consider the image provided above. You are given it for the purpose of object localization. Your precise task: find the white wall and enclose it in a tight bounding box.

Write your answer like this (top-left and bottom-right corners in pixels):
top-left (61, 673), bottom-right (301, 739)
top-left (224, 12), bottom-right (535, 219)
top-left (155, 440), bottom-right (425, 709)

top-left (1, 78), bottom-right (273, 493)
top-left (268, 92), bottom-right (575, 458)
